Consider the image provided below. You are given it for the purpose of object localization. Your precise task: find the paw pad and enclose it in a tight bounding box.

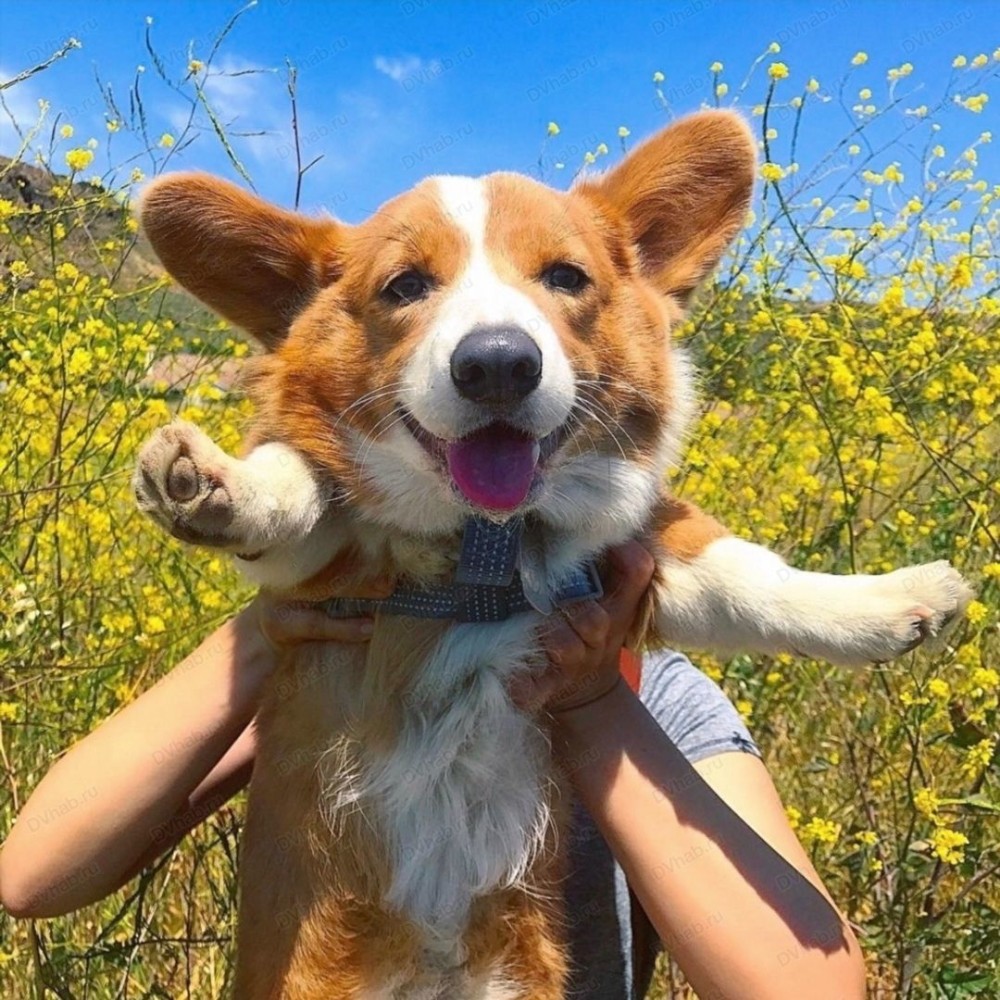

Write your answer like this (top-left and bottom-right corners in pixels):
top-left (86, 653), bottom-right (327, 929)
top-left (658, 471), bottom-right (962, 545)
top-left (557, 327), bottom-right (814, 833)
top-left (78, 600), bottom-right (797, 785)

top-left (166, 455), bottom-right (199, 503)
top-left (133, 421), bottom-right (240, 547)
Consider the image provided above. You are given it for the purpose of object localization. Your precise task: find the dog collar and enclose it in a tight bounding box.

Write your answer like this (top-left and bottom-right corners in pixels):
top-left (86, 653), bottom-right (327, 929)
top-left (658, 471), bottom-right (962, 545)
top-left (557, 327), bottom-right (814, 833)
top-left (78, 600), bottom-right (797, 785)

top-left (323, 517), bottom-right (603, 624)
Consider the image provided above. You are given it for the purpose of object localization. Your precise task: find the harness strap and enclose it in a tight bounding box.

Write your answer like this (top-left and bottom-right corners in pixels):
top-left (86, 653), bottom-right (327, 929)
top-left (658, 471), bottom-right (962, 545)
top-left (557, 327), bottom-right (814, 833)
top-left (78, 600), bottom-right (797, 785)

top-left (322, 516), bottom-right (603, 624)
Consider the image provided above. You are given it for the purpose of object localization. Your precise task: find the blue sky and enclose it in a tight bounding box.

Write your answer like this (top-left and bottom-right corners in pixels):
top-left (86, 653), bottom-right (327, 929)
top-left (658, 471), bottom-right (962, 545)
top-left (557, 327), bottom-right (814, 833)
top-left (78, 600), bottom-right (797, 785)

top-left (0, 0), bottom-right (996, 221)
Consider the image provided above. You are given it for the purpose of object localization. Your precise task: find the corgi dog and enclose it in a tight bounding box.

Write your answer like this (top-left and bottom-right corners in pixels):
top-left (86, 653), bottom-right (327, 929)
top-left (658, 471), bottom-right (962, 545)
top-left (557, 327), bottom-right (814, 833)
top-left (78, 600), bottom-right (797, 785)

top-left (133, 110), bottom-right (970, 999)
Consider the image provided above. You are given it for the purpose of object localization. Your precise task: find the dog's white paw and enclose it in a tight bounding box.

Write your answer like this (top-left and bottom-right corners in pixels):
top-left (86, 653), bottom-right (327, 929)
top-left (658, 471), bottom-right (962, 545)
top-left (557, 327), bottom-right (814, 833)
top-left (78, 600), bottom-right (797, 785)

top-left (804, 560), bottom-right (973, 666)
top-left (872, 561), bottom-right (973, 656)
top-left (134, 421), bottom-right (249, 549)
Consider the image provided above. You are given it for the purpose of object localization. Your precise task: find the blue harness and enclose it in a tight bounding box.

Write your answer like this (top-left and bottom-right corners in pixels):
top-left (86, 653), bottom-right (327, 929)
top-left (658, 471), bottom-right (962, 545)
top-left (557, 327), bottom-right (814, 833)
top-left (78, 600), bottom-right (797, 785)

top-left (323, 517), bottom-right (603, 623)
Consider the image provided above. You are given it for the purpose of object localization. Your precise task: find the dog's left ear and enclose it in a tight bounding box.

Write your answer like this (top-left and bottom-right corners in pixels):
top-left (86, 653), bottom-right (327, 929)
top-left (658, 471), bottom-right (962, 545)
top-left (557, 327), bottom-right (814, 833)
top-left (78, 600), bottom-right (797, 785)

top-left (139, 173), bottom-right (344, 349)
top-left (577, 110), bottom-right (756, 305)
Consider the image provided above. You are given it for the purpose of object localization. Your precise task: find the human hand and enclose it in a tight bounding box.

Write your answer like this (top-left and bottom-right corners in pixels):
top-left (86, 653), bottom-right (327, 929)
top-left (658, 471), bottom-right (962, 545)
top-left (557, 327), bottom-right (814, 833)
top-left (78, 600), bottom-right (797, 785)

top-left (510, 540), bottom-right (656, 714)
top-left (246, 576), bottom-right (393, 651)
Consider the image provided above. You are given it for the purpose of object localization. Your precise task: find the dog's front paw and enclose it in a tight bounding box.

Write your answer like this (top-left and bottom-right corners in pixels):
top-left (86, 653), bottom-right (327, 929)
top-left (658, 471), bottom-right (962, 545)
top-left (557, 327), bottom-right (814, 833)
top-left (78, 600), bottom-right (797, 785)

top-left (819, 560), bottom-right (973, 666)
top-left (134, 421), bottom-right (243, 547)
top-left (791, 560), bottom-right (973, 667)
top-left (872, 560), bottom-right (974, 659)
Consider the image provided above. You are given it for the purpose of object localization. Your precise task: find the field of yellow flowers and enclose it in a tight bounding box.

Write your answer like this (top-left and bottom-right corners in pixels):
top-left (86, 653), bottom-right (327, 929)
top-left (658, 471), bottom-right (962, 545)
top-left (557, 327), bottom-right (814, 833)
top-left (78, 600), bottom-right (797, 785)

top-left (1, 29), bottom-right (998, 1000)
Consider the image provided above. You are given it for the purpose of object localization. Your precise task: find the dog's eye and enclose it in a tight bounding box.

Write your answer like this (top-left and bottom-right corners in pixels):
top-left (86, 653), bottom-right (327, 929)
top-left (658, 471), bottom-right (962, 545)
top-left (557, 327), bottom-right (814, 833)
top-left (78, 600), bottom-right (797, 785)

top-left (542, 263), bottom-right (589, 293)
top-left (383, 270), bottom-right (432, 304)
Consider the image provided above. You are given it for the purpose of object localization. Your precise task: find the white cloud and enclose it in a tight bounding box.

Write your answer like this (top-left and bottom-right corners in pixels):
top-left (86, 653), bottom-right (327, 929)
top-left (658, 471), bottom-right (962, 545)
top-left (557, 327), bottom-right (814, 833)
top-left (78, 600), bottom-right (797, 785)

top-left (202, 55), bottom-right (277, 124)
top-left (373, 55), bottom-right (440, 85)
top-left (195, 54), bottom-right (292, 169)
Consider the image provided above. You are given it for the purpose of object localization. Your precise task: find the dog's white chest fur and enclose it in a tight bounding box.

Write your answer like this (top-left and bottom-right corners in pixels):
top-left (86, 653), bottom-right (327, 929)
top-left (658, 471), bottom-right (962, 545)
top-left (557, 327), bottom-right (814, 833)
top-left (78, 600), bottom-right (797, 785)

top-left (323, 615), bottom-right (550, 942)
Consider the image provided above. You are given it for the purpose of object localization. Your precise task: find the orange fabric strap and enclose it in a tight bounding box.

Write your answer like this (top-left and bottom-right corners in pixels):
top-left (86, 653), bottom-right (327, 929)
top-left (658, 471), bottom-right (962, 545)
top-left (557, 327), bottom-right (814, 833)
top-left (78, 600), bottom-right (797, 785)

top-left (619, 648), bottom-right (642, 695)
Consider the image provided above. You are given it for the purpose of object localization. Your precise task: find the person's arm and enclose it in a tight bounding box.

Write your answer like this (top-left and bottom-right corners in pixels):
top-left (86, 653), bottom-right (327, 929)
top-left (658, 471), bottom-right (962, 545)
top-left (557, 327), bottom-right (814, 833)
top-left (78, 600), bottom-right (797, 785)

top-left (0, 600), bottom-right (373, 918)
top-left (554, 687), bottom-right (865, 999)
top-left (539, 542), bottom-right (866, 1000)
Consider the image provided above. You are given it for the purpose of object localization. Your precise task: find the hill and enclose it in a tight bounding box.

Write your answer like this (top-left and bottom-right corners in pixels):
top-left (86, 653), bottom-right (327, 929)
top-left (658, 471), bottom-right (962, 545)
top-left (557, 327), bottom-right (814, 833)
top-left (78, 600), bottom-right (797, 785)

top-left (1, 154), bottom-right (239, 372)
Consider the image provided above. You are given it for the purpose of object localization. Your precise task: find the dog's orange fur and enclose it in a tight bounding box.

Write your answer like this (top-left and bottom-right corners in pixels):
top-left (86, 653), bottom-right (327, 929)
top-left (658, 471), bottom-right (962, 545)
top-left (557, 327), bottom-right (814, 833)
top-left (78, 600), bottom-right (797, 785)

top-left (139, 111), bottom-right (757, 997)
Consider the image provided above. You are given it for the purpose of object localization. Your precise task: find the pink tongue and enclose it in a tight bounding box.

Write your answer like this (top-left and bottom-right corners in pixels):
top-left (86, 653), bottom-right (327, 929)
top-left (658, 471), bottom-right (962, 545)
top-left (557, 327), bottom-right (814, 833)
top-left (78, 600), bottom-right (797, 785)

top-left (446, 425), bottom-right (540, 511)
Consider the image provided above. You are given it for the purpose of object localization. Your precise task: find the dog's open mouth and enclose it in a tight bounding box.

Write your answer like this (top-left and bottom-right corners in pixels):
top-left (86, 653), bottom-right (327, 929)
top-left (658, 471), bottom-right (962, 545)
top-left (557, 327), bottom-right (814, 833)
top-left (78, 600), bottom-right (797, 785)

top-left (400, 409), bottom-right (564, 512)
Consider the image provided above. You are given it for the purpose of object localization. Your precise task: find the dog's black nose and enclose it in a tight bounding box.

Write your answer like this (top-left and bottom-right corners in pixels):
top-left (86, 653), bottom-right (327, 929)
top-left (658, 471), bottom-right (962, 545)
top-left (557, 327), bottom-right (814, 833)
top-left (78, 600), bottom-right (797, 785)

top-left (450, 326), bottom-right (542, 404)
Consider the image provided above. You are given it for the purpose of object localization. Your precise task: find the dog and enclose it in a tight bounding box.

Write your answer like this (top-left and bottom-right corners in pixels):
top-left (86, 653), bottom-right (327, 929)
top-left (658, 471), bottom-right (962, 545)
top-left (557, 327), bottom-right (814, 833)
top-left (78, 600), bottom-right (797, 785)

top-left (133, 110), bottom-right (971, 998)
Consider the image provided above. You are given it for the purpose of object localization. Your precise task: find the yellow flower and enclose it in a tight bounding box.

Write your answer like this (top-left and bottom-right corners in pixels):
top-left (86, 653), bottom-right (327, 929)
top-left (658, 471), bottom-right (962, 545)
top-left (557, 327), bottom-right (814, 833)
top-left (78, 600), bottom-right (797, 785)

top-left (969, 667), bottom-right (999, 692)
top-left (768, 62), bottom-right (789, 81)
top-left (65, 148), bottom-right (94, 172)
top-left (806, 78), bottom-right (820, 93)
top-left (145, 615), bottom-right (166, 635)
top-left (8, 260), bottom-right (32, 281)
top-left (595, 142), bottom-right (608, 156)
top-left (59, 123), bottom-right (74, 138)
top-left (914, 787), bottom-right (939, 818)
top-left (965, 600), bottom-right (989, 625)
top-left (652, 71), bottom-right (665, 83)
top-left (927, 678), bottom-right (950, 700)
top-left (930, 827), bottom-right (968, 864)
top-left (852, 51), bottom-right (868, 66)
top-left (583, 151), bottom-right (596, 164)
top-left (67, 347), bottom-right (93, 377)
top-left (159, 132), bottom-right (175, 148)
top-left (856, 830), bottom-right (879, 847)
top-left (961, 738), bottom-right (996, 779)
top-left (106, 119), bottom-right (121, 132)
top-left (188, 58), bottom-right (205, 74)
top-left (971, 53), bottom-right (988, 68)
top-left (0, 702), bottom-right (18, 722)
top-left (848, 143), bottom-right (860, 155)
top-left (768, 42), bottom-right (780, 54)
top-left (953, 55), bottom-right (968, 68)
top-left (785, 805), bottom-right (802, 830)
top-left (801, 816), bottom-right (841, 846)
top-left (960, 93), bottom-right (989, 113)
top-left (716, 83), bottom-right (728, 97)
top-left (546, 121), bottom-right (560, 137)
top-left (617, 125), bottom-right (630, 138)
top-left (760, 162), bottom-right (785, 182)
top-left (709, 61), bottom-right (723, 73)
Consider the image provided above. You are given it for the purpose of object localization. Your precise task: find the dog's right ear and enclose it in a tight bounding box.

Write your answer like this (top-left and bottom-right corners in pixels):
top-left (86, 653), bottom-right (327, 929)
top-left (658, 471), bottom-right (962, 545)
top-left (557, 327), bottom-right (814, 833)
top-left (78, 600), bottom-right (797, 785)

top-left (139, 173), bottom-right (344, 349)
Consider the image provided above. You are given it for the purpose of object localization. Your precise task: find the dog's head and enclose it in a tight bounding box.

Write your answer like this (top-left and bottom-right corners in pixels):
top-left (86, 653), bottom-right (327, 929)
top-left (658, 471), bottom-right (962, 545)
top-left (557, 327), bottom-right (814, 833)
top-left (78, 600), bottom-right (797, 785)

top-left (141, 111), bottom-right (754, 541)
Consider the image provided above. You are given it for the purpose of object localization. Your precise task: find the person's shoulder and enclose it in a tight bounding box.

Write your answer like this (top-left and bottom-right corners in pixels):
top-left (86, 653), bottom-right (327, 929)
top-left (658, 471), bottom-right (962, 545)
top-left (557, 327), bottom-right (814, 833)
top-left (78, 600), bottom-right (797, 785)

top-left (638, 649), bottom-right (760, 764)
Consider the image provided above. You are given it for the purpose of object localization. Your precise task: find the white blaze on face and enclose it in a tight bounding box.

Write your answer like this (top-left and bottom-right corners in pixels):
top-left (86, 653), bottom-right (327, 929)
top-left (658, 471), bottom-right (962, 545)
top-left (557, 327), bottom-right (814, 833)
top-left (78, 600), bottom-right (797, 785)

top-left (367, 173), bottom-right (663, 542)
top-left (400, 175), bottom-right (576, 441)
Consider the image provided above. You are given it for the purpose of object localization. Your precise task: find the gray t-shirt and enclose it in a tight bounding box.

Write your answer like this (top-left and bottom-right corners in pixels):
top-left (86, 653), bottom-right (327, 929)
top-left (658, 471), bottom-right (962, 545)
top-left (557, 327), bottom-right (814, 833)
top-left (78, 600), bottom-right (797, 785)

top-left (563, 650), bottom-right (761, 999)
